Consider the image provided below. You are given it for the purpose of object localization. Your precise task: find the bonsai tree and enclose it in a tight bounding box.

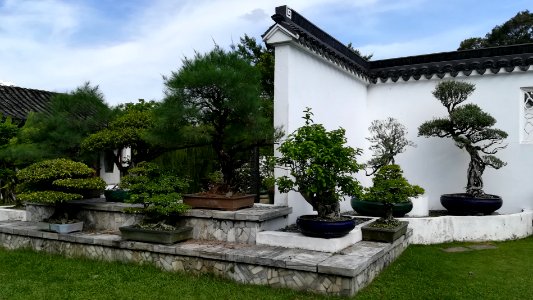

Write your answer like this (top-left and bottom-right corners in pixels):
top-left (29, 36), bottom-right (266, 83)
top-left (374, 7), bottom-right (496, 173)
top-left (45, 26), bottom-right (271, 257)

top-left (362, 164), bottom-right (424, 225)
top-left (366, 117), bottom-right (415, 175)
top-left (418, 80), bottom-right (508, 197)
top-left (16, 158), bottom-right (106, 222)
top-left (149, 46), bottom-right (279, 194)
top-left (276, 108), bottom-right (363, 218)
top-left (119, 162), bottom-right (190, 229)
top-left (82, 100), bottom-right (162, 176)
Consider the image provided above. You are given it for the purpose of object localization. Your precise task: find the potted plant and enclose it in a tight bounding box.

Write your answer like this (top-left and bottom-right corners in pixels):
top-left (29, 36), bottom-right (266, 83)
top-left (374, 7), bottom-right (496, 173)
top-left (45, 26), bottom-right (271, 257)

top-left (352, 117), bottom-right (418, 217)
top-left (418, 80), bottom-right (508, 215)
top-left (150, 47), bottom-right (279, 210)
top-left (276, 108), bottom-right (363, 238)
top-left (118, 162), bottom-right (192, 245)
top-left (16, 158), bottom-right (106, 233)
top-left (361, 164), bottom-right (424, 243)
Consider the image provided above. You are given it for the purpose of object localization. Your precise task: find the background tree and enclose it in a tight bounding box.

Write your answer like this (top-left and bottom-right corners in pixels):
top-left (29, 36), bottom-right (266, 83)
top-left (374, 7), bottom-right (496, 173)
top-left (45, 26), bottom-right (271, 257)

top-left (347, 42), bottom-right (373, 61)
top-left (0, 117), bottom-right (19, 203)
top-left (458, 10), bottom-right (533, 50)
top-left (3, 83), bottom-right (112, 165)
top-left (366, 118), bottom-right (415, 175)
top-left (82, 99), bottom-right (161, 176)
top-left (418, 81), bottom-right (508, 197)
top-left (233, 34), bottom-right (274, 99)
top-left (150, 46), bottom-right (277, 193)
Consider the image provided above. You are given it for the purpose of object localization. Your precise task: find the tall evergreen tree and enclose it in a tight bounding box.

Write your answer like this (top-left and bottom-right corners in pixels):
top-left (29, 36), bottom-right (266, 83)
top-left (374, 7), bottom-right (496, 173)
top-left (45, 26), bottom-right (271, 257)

top-left (150, 46), bottom-right (277, 192)
top-left (458, 10), bottom-right (533, 50)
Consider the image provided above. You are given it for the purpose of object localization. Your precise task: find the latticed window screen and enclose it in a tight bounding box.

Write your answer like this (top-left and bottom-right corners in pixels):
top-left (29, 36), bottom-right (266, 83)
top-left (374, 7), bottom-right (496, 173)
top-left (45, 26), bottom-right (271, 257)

top-left (521, 89), bottom-right (533, 143)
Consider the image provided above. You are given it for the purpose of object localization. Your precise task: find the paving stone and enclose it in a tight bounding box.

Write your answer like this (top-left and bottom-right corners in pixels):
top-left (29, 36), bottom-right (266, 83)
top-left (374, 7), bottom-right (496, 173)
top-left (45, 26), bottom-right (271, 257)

top-left (318, 254), bottom-right (369, 277)
top-left (284, 251), bottom-right (331, 272)
top-left (340, 241), bottom-right (387, 257)
top-left (441, 246), bottom-right (472, 253)
top-left (467, 244), bottom-right (498, 250)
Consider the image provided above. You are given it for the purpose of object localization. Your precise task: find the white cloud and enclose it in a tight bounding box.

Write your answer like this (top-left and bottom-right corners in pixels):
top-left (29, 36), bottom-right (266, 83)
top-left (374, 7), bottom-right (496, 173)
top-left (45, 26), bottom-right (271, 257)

top-left (0, 0), bottom-right (519, 105)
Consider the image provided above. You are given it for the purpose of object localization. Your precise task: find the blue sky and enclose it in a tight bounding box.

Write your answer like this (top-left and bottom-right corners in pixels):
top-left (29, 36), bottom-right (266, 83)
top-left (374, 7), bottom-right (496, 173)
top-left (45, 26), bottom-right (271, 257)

top-left (0, 0), bottom-right (531, 105)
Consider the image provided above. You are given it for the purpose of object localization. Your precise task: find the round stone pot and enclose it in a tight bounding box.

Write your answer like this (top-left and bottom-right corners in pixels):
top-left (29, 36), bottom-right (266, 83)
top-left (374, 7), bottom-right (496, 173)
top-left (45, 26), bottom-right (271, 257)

top-left (440, 193), bottom-right (502, 215)
top-left (351, 199), bottom-right (413, 217)
top-left (296, 215), bottom-right (356, 238)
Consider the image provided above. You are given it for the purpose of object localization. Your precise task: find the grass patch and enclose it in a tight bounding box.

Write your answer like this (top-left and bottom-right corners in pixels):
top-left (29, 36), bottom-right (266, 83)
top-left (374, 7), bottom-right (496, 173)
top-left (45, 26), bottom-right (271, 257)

top-left (0, 248), bottom-right (342, 300)
top-left (356, 236), bottom-right (533, 299)
top-left (0, 236), bottom-right (531, 299)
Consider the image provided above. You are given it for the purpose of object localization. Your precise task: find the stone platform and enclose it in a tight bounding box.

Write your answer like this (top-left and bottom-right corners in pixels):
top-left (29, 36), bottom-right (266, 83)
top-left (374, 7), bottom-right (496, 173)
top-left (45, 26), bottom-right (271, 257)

top-left (26, 201), bottom-right (292, 244)
top-left (0, 220), bottom-right (411, 297)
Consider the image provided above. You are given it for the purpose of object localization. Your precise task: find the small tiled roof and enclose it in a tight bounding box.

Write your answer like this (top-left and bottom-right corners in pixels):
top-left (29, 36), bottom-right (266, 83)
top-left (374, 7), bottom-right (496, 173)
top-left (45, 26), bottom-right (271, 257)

top-left (266, 6), bottom-right (533, 83)
top-left (0, 85), bottom-right (56, 120)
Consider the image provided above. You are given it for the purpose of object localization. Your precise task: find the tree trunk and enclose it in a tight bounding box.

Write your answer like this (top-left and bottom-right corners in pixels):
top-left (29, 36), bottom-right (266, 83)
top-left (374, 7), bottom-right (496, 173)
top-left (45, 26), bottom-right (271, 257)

top-left (382, 203), bottom-right (395, 223)
top-left (465, 145), bottom-right (485, 197)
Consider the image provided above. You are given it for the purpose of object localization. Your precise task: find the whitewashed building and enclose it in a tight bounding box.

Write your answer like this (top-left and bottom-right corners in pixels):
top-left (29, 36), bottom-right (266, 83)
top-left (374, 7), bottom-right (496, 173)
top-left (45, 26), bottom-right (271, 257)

top-left (264, 6), bottom-right (533, 223)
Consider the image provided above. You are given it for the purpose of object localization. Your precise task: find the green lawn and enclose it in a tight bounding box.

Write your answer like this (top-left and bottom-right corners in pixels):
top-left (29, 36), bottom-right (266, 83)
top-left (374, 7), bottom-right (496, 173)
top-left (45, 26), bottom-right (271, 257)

top-left (0, 236), bottom-right (531, 299)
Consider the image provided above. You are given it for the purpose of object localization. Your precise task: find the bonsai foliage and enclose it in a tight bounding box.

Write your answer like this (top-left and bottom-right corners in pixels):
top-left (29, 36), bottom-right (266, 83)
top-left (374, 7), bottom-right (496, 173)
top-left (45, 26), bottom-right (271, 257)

top-left (150, 46), bottom-right (278, 193)
top-left (82, 99), bottom-right (161, 175)
top-left (16, 159), bottom-right (105, 221)
top-left (418, 81), bottom-right (508, 197)
top-left (276, 108), bottom-right (363, 218)
top-left (366, 117), bottom-right (415, 175)
top-left (120, 162), bottom-right (189, 225)
top-left (362, 165), bottom-right (424, 223)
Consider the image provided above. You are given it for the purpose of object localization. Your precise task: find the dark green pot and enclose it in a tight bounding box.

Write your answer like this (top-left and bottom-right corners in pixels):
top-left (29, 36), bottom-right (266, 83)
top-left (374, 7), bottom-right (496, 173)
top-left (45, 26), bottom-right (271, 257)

top-left (104, 189), bottom-right (130, 203)
top-left (351, 199), bottom-right (413, 217)
top-left (361, 221), bottom-right (408, 243)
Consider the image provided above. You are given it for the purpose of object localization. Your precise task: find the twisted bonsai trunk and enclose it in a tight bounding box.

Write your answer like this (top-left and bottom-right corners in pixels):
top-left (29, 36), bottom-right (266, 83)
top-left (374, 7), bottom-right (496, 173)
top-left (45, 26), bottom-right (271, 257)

top-left (465, 144), bottom-right (486, 197)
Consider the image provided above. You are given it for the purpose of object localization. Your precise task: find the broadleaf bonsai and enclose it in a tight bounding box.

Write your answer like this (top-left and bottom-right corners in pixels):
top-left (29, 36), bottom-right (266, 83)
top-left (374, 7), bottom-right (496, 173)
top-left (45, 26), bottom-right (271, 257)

top-left (362, 164), bottom-right (424, 225)
top-left (418, 80), bottom-right (508, 197)
top-left (276, 108), bottom-right (363, 218)
top-left (16, 158), bottom-right (106, 223)
top-left (119, 162), bottom-right (190, 229)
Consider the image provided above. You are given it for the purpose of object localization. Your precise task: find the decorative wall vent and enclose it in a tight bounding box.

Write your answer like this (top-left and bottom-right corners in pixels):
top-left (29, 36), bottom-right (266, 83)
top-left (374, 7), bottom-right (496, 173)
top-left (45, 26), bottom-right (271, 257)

top-left (520, 88), bottom-right (533, 144)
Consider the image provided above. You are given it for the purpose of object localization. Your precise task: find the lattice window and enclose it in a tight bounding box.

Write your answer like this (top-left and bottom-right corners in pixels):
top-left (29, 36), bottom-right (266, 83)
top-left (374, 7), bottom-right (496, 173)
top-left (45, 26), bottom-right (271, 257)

top-left (521, 88), bottom-right (533, 143)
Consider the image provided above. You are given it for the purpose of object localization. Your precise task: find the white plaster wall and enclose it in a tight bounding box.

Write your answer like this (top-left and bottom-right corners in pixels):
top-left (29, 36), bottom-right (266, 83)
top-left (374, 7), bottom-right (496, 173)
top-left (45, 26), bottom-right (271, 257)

top-left (99, 148), bottom-right (130, 186)
top-left (273, 42), bottom-right (370, 224)
top-left (402, 210), bottom-right (533, 244)
top-left (368, 71), bottom-right (533, 214)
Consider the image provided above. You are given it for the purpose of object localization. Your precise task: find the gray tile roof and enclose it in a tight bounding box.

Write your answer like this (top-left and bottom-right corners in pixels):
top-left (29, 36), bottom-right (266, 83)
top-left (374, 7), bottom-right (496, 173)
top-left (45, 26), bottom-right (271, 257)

top-left (0, 85), bottom-right (56, 120)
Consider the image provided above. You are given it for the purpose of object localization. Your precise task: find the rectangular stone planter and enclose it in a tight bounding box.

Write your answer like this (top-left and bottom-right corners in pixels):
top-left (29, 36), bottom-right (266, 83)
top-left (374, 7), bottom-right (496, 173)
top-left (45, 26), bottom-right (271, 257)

top-left (37, 221), bottom-right (84, 234)
top-left (183, 194), bottom-right (255, 211)
top-left (119, 225), bottom-right (193, 245)
top-left (361, 221), bottom-right (408, 243)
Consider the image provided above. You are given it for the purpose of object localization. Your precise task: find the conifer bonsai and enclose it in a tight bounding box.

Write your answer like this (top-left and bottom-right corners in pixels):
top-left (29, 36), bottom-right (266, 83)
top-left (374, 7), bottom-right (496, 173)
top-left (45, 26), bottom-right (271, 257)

top-left (118, 162), bottom-right (193, 244)
top-left (363, 165), bottom-right (424, 224)
top-left (418, 80), bottom-right (508, 214)
top-left (16, 158), bottom-right (106, 225)
top-left (276, 108), bottom-right (363, 237)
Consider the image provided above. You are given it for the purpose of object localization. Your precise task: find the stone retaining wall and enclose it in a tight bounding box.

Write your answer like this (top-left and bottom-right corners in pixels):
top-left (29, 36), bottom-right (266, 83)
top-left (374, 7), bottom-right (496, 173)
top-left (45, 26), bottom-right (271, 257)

top-left (0, 220), bottom-right (411, 297)
top-left (25, 201), bottom-right (292, 244)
